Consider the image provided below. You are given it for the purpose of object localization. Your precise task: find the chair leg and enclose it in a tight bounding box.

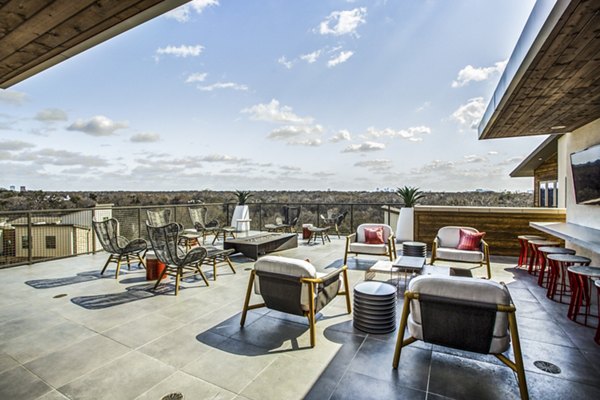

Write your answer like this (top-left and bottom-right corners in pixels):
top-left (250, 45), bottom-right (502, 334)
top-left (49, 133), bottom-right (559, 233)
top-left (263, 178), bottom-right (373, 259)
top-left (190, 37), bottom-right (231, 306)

top-left (393, 294), bottom-right (413, 369)
top-left (308, 282), bottom-right (316, 347)
top-left (213, 258), bottom-right (217, 281)
top-left (240, 271), bottom-right (256, 327)
top-left (508, 312), bottom-right (529, 400)
top-left (137, 254), bottom-right (147, 269)
top-left (114, 255), bottom-right (123, 279)
top-left (100, 254), bottom-right (112, 275)
top-left (196, 265), bottom-right (210, 286)
top-left (154, 267), bottom-right (168, 290)
top-left (174, 268), bottom-right (182, 295)
top-left (225, 256), bottom-right (236, 274)
top-left (342, 269), bottom-right (352, 313)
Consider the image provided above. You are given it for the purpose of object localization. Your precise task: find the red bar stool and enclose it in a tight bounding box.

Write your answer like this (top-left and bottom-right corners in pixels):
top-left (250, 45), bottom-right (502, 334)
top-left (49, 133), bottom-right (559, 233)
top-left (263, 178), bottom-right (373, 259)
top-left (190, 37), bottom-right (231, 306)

top-left (567, 264), bottom-right (598, 326)
top-left (546, 253), bottom-right (585, 303)
top-left (595, 280), bottom-right (600, 345)
top-left (528, 239), bottom-right (559, 275)
top-left (537, 247), bottom-right (575, 287)
top-left (517, 235), bottom-right (544, 269)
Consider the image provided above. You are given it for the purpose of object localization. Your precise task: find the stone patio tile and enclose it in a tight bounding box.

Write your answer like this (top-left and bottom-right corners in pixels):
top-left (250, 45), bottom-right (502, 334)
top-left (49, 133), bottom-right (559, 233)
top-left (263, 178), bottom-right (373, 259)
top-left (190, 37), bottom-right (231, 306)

top-left (182, 338), bottom-right (279, 393)
top-left (135, 370), bottom-right (236, 400)
top-left (24, 334), bottom-right (130, 388)
top-left (0, 365), bottom-right (52, 400)
top-left (102, 313), bottom-right (185, 349)
top-left (330, 370), bottom-right (426, 400)
top-left (58, 351), bottom-right (175, 400)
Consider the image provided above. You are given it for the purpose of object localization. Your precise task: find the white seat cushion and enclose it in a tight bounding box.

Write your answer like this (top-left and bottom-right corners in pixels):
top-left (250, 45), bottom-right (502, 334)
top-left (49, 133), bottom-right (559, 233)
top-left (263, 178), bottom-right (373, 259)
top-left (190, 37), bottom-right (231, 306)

top-left (253, 255), bottom-right (317, 307)
top-left (407, 275), bottom-right (511, 354)
top-left (435, 247), bottom-right (483, 263)
top-left (349, 242), bottom-right (388, 255)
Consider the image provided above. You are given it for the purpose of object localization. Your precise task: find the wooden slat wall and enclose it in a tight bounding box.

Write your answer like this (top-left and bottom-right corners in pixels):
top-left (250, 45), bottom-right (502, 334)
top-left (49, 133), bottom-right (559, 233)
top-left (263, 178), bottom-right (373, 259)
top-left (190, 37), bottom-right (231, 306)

top-left (414, 207), bottom-right (566, 257)
top-left (533, 153), bottom-right (558, 206)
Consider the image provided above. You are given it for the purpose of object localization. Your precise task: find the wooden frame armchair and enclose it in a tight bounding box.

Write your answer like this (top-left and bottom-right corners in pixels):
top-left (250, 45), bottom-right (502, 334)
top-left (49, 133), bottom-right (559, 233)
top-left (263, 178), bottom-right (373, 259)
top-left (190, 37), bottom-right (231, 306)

top-left (241, 255), bottom-right (351, 347)
top-left (343, 223), bottom-right (396, 264)
top-left (393, 275), bottom-right (528, 399)
top-left (146, 222), bottom-right (208, 295)
top-left (92, 218), bottom-right (147, 278)
top-left (431, 226), bottom-right (492, 279)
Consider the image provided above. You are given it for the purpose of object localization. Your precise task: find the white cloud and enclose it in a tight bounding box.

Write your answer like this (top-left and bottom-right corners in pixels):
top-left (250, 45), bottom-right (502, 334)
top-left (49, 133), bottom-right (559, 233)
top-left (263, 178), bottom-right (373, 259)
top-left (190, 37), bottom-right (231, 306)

top-left (165, 0), bottom-right (219, 22)
top-left (342, 141), bottom-right (385, 153)
top-left (0, 90), bottom-right (27, 105)
top-left (287, 138), bottom-right (322, 147)
top-left (318, 7), bottom-right (367, 36)
top-left (18, 148), bottom-right (109, 167)
top-left (0, 140), bottom-right (35, 151)
top-left (185, 72), bottom-right (208, 83)
top-left (327, 50), bottom-right (354, 67)
top-left (354, 159), bottom-right (393, 170)
top-left (330, 129), bottom-right (352, 142)
top-left (155, 44), bottom-right (203, 59)
top-left (488, 151), bottom-right (499, 155)
top-left (267, 125), bottom-right (323, 140)
top-left (34, 108), bottom-right (68, 122)
top-left (463, 154), bottom-right (487, 163)
top-left (197, 82), bottom-right (248, 91)
top-left (366, 126), bottom-right (430, 142)
top-left (496, 156), bottom-right (523, 166)
top-left (411, 160), bottom-right (455, 175)
top-left (451, 97), bottom-right (486, 129)
top-left (198, 154), bottom-right (249, 163)
top-left (242, 99), bottom-right (313, 124)
top-left (67, 115), bottom-right (128, 136)
top-left (300, 50), bottom-right (322, 64)
top-left (416, 101), bottom-right (431, 112)
top-left (278, 56), bottom-right (294, 69)
top-left (130, 132), bottom-right (160, 143)
top-left (452, 60), bottom-right (507, 88)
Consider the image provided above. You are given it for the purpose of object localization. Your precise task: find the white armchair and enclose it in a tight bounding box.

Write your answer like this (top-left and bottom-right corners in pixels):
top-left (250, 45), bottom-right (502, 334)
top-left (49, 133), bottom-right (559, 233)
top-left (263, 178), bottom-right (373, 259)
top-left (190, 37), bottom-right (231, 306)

top-left (430, 226), bottom-right (491, 279)
top-left (344, 223), bottom-right (396, 264)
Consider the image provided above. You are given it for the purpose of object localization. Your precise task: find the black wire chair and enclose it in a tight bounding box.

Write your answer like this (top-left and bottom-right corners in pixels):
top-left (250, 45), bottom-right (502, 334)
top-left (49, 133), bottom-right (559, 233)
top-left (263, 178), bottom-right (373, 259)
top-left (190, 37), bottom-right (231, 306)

top-left (92, 218), bottom-right (147, 278)
top-left (146, 222), bottom-right (208, 295)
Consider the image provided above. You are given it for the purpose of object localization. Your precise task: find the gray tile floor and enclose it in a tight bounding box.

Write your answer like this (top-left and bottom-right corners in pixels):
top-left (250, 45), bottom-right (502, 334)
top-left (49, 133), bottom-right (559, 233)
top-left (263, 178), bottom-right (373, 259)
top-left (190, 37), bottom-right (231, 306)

top-left (0, 234), bottom-right (599, 399)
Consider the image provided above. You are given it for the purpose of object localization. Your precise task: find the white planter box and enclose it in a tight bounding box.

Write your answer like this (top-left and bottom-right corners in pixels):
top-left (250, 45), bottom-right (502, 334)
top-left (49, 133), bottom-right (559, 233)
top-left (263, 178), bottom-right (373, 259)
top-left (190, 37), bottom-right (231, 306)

top-left (395, 207), bottom-right (414, 242)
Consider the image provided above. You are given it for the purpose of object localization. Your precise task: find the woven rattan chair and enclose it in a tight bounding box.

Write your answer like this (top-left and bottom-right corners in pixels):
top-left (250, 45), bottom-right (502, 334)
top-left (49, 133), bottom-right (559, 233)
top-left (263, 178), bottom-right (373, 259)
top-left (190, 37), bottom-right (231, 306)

top-left (92, 218), bottom-right (147, 278)
top-left (264, 206), bottom-right (301, 233)
top-left (189, 206), bottom-right (221, 244)
top-left (146, 222), bottom-right (208, 295)
top-left (241, 255), bottom-right (351, 347)
top-left (393, 275), bottom-right (528, 399)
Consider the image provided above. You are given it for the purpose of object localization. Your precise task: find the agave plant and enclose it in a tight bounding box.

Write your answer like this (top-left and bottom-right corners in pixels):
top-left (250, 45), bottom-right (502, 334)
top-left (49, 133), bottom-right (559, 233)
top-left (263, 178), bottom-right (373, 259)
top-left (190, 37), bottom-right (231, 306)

top-left (396, 186), bottom-right (424, 207)
top-left (234, 190), bottom-right (253, 205)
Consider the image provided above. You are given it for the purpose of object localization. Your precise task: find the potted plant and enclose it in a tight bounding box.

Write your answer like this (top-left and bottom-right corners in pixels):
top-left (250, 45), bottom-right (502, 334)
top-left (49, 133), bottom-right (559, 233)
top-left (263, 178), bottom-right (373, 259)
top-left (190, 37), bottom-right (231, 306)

top-left (231, 190), bottom-right (252, 231)
top-left (395, 186), bottom-right (424, 242)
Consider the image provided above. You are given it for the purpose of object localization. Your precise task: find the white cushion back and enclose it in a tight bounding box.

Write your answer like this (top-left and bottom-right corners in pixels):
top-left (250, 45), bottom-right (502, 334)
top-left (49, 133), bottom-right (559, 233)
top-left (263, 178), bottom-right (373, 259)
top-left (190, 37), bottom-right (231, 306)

top-left (253, 255), bottom-right (317, 306)
top-left (437, 226), bottom-right (479, 248)
top-left (356, 224), bottom-right (392, 243)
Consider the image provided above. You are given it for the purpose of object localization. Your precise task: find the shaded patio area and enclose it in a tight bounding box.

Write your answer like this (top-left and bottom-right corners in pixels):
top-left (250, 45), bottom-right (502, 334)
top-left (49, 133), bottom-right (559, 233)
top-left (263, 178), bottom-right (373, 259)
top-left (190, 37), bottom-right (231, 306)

top-left (1, 235), bottom-right (599, 399)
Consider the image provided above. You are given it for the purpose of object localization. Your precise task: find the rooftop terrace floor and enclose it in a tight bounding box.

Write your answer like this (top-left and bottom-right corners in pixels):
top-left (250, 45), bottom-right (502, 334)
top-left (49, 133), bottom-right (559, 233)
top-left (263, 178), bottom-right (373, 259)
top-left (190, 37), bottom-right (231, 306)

top-left (1, 233), bottom-right (599, 399)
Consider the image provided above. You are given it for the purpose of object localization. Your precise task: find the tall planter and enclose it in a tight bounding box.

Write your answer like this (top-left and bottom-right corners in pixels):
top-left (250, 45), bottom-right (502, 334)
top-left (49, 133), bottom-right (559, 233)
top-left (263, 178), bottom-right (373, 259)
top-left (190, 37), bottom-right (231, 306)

top-left (231, 205), bottom-right (250, 231)
top-left (396, 207), bottom-right (414, 242)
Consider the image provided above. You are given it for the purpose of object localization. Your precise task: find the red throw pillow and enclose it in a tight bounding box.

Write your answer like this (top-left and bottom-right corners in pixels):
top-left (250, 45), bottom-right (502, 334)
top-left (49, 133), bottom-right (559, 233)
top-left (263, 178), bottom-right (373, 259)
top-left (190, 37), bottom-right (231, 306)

top-left (457, 229), bottom-right (486, 250)
top-left (364, 227), bottom-right (385, 244)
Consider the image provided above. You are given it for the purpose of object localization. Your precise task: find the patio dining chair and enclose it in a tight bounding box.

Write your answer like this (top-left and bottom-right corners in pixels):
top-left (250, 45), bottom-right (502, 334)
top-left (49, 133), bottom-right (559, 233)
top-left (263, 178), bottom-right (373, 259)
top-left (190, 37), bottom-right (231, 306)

top-left (146, 222), bottom-right (209, 295)
top-left (189, 206), bottom-right (221, 244)
top-left (393, 275), bottom-right (528, 399)
top-left (240, 255), bottom-right (351, 347)
top-left (92, 218), bottom-right (147, 278)
top-left (321, 210), bottom-right (348, 238)
top-left (264, 205), bottom-right (301, 233)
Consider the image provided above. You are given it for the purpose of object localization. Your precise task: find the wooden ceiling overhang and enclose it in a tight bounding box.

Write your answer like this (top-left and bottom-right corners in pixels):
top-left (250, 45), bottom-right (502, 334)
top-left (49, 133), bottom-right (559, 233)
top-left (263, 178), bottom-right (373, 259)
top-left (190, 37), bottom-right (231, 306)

top-left (0, 0), bottom-right (189, 89)
top-left (510, 134), bottom-right (561, 178)
top-left (478, 0), bottom-right (600, 140)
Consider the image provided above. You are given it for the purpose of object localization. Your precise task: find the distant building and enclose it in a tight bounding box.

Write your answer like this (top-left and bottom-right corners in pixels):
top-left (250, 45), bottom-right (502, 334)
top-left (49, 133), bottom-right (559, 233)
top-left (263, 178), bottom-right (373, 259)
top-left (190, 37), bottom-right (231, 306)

top-left (20, 186), bottom-right (26, 192)
top-left (9, 186), bottom-right (15, 191)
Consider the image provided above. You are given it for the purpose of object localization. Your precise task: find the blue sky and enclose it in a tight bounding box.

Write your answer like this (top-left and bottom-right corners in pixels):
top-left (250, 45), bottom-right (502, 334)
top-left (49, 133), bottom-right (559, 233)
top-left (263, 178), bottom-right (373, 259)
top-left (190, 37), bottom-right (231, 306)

top-left (0, 0), bottom-right (544, 192)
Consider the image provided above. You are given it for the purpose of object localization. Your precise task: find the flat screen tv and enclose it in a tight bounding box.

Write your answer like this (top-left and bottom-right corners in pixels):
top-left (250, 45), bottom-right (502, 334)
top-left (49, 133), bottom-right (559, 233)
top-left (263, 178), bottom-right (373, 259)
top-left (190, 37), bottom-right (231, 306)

top-left (570, 143), bottom-right (600, 205)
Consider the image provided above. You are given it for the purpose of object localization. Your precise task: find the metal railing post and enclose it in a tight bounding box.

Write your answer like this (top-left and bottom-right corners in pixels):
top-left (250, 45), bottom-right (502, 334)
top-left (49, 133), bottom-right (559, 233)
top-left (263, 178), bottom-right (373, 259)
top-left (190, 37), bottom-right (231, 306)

top-left (350, 204), bottom-right (354, 233)
top-left (138, 208), bottom-right (142, 238)
top-left (316, 204), bottom-right (320, 227)
top-left (259, 203), bottom-right (263, 230)
top-left (27, 212), bottom-right (32, 264)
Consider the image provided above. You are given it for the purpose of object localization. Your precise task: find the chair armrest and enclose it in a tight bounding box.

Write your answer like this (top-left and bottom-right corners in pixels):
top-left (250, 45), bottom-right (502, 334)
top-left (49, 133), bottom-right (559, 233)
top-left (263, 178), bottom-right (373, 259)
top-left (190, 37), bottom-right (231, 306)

top-left (303, 265), bottom-right (348, 284)
top-left (481, 239), bottom-right (489, 252)
top-left (346, 232), bottom-right (357, 243)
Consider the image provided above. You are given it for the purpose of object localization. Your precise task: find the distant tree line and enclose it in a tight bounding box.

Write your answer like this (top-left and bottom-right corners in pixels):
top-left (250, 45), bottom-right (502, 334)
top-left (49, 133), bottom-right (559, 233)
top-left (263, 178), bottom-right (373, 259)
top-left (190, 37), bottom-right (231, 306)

top-left (0, 188), bottom-right (533, 212)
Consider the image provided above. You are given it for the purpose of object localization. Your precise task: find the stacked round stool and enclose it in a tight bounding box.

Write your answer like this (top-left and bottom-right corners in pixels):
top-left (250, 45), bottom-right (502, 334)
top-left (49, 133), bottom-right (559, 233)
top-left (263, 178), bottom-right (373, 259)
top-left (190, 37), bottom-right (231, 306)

top-left (566, 264), bottom-right (598, 325)
top-left (402, 241), bottom-right (427, 257)
top-left (353, 281), bottom-right (397, 334)
top-left (546, 253), bottom-right (590, 304)
top-left (517, 235), bottom-right (544, 269)
top-left (527, 239), bottom-right (559, 275)
top-left (537, 247), bottom-right (575, 287)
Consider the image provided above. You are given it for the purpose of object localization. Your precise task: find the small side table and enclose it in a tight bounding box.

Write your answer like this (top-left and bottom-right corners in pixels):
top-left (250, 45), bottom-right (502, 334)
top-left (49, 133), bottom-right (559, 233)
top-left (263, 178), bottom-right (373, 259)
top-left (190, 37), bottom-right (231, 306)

top-left (307, 226), bottom-right (331, 245)
top-left (353, 281), bottom-right (397, 334)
